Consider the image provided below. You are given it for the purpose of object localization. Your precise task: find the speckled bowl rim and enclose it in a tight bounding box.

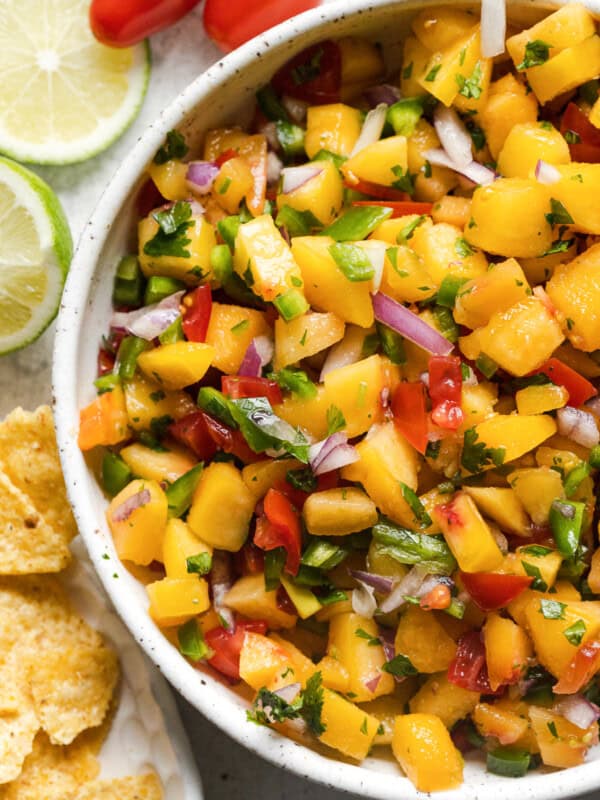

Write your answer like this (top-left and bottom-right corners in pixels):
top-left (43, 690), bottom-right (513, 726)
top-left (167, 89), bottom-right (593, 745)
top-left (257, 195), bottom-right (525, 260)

top-left (54, 1), bottom-right (600, 798)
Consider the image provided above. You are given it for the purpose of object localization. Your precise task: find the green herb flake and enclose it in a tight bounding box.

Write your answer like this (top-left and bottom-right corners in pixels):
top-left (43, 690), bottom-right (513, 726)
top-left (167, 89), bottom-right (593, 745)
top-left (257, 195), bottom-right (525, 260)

top-left (455, 237), bottom-right (475, 258)
top-left (517, 39), bottom-right (552, 70)
top-left (154, 130), bottom-right (188, 165)
top-left (270, 367), bottom-right (317, 399)
top-left (186, 552), bottom-right (213, 576)
top-left (564, 130), bottom-right (581, 144)
top-left (360, 717), bottom-right (368, 735)
top-left (230, 319), bottom-right (250, 335)
top-left (326, 404), bottom-right (346, 435)
top-left (381, 653), bottom-right (418, 677)
top-left (300, 672), bottom-right (326, 735)
top-left (543, 238), bottom-right (575, 256)
top-left (391, 165), bottom-right (416, 196)
top-left (425, 64), bottom-right (442, 82)
top-left (403, 61), bottom-right (413, 79)
top-left (521, 545), bottom-right (553, 557)
top-left (564, 618), bottom-right (587, 646)
top-left (422, 160), bottom-right (432, 178)
top-left (177, 618), bottom-right (210, 661)
top-left (539, 599), bottom-right (567, 620)
top-left (461, 427), bottom-right (506, 474)
top-left (397, 214), bottom-right (426, 242)
top-left (455, 61), bottom-right (483, 99)
top-left (144, 201), bottom-right (193, 259)
top-left (521, 561), bottom-right (548, 592)
top-left (399, 482), bottom-right (432, 527)
top-left (355, 628), bottom-right (382, 646)
top-left (546, 198), bottom-right (574, 227)
top-left (547, 721), bottom-right (559, 738)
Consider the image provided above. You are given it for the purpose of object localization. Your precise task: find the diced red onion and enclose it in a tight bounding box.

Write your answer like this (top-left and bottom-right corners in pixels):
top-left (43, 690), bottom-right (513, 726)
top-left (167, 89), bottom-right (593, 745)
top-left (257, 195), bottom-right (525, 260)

top-left (424, 148), bottom-right (496, 186)
top-left (313, 443), bottom-right (359, 475)
top-left (357, 240), bottom-right (387, 293)
top-left (320, 332), bottom-right (364, 381)
top-left (111, 489), bottom-right (150, 522)
top-left (481, 0), bottom-right (506, 58)
top-left (210, 550), bottom-right (235, 631)
top-left (491, 527), bottom-right (509, 555)
top-left (282, 94), bottom-right (308, 123)
top-left (380, 565), bottom-right (429, 613)
top-left (281, 165), bottom-right (322, 194)
top-left (364, 84), bottom-right (401, 108)
top-left (364, 674), bottom-right (381, 693)
top-left (557, 406), bottom-right (600, 449)
top-left (378, 626), bottom-right (395, 663)
top-left (274, 682), bottom-right (302, 704)
top-left (372, 292), bottom-right (454, 356)
top-left (308, 432), bottom-right (348, 472)
top-left (433, 106), bottom-right (473, 168)
top-left (350, 570), bottom-right (395, 596)
top-left (535, 159), bottom-right (561, 185)
top-left (351, 580), bottom-right (377, 618)
top-left (186, 161), bottom-right (219, 195)
top-left (585, 396), bottom-right (600, 415)
top-left (266, 151), bottom-right (283, 185)
top-left (555, 695), bottom-right (600, 730)
top-left (238, 336), bottom-right (274, 378)
top-left (260, 121), bottom-right (280, 151)
top-left (350, 103), bottom-right (388, 157)
top-left (111, 291), bottom-right (185, 341)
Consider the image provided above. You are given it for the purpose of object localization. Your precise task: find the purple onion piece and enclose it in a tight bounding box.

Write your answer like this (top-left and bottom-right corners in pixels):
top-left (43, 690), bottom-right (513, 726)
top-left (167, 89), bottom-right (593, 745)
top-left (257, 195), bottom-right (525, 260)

top-left (238, 336), bottom-right (274, 378)
top-left (186, 161), bottom-right (219, 194)
top-left (281, 165), bottom-right (322, 194)
top-left (557, 406), bottom-right (600, 448)
top-left (111, 489), bottom-right (151, 522)
top-left (433, 106), bottom-right (473, 168)
top-left (313, 443), bottom-right (358, 476)
top-left (351, 581), bottom-right (377, 619)
top-left (364, 674), bottom-right (381, 694)
top-left (308, 432), bottom-right (347, 473)
top-left (372, 292), bottom-right (454, 356)
top-left (110, 290), bottom-right (185, 341)
top-left (535, 159), bottom-right (561, 185)
top-left (555, 695), bottom-right (600, 729)
top-left (350, 570), bottom-right (395, 596)
top-left (210, 550), bottom-right (235, 631)
top-left (363, 84), bottom-right (401, 108)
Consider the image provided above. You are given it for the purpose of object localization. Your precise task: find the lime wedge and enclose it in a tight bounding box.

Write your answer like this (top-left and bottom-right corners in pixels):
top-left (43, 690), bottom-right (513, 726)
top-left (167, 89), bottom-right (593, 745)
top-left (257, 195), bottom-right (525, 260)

top-left (0, 156), bottom-right (72, 353)
top-left (0, 1), bottom-right (150, 165)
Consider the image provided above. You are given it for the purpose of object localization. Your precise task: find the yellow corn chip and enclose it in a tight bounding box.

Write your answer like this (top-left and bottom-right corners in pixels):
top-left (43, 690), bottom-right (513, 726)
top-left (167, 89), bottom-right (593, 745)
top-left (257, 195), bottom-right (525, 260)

top-left (0, 473), bottom-right (71, 575)
top-left (0, 406), bottom-right (77, 544)
top-left (0, 679), bottom-right (39, 784)
top-left (73, 773), bottom-right (163, 800)
top-left (0, 653), bottom-right (23, 714)
top-left (0, 731), bottom-right (100, 800)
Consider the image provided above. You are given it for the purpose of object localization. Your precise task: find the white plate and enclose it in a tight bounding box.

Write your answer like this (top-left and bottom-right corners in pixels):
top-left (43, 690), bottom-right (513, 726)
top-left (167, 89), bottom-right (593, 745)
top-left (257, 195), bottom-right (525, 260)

top-left (65, 538), bottom-right (203, 799)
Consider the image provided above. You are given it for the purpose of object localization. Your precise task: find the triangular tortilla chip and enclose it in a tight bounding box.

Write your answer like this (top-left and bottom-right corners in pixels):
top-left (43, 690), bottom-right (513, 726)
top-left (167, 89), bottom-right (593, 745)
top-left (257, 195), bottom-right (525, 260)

top-left (73, 773), bottom-right (163, 799)
top-left (0, 679), bottom-right (39, 784)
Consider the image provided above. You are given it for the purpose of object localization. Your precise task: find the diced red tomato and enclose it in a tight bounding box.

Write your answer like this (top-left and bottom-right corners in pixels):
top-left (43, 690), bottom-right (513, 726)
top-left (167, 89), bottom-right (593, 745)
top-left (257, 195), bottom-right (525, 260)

top-left (136, 178), bottom-right (166, 219)
top-left (272, 41), bottom-right (341, 104)
top-left (460, 572), bottom-right (533, 612)
top-left (202, 413), bottom-right (261, 464)
top-left (233, 541), bottom-right (265, 576)
top-left (553, 640), bottom-right (600, 695)
top-left (352, 200), bottom-right (434, 217)
top-left (317, 471), bottom-right (340, 491)
top-left (254, 488), bottom-right (302, 575)
top-left (90, 0), bottom-right (201, 47)
top-left (561, 102), bottom-right (600, 162)
top-left (529, 357), bottom-right (597, 407)
top-left (344, 177), bottom-right (411, 201)
top-left (215, 148), bottom-right (238, 168)
top-left (448, 630), bottom-right (502, 695)
top-left (182, 285), bottom-right (213, 343)
top-left (428, 355), bottom-right (464, 431)
top-left (273, 479), bottom-right (309, 510)
top-left (169, 412), bottom-right (218, 460)
top-left (97, 347), bottom-right (116, 377)
top-left (391, 382), bottom-right (428, 454)
top-left (205, 619), bottom-right (268, 681)
top-left (221, 375), bottom-right (283, 405)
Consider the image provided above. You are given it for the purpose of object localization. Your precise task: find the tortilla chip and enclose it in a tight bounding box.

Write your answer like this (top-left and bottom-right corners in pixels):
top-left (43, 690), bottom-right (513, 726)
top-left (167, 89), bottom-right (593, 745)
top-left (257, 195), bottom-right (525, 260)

top-left (73, 773), bottom-right (163, 800)
top-left (0, 406), bottom-right (77, 543)
top-left (0, 679), bottom-right (39, 784)
top-left (0, 655), bottom-right (23, 714)
top-left (25, 620), bottom-right (119, 746)
top-left (0, 732), bottom-right (100, 800)
top-left (0, 473), bottom-right (71, 575)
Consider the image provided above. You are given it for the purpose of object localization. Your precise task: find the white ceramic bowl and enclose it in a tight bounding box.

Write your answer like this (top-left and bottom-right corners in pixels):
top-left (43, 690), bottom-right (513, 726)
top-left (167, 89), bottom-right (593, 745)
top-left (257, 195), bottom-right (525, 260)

top-left (54, 2), bottom-right (600, 798)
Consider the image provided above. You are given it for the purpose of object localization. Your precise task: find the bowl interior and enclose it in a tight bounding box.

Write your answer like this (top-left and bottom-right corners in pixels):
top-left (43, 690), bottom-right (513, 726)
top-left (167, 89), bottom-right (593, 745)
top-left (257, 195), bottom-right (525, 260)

top-left (54, 1), bottom-right (600, 798)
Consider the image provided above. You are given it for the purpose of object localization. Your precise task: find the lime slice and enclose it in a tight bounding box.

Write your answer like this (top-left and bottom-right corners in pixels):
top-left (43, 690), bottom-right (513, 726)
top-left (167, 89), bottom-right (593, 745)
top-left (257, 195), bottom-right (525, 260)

top-left (0, 1), bottom-right (150, 165)
top-left (0, 156), bottom-right (72, 353)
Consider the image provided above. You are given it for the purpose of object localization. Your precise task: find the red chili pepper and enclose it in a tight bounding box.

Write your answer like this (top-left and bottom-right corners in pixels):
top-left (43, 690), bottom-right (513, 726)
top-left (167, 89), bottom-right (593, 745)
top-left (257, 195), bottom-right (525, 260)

top-left (447, 630), bottom-right (502, 695)
top-left (205, 618), bottom-right (268, 681)
top-left (391, 382), bottom-right (428, 455)
top-left (90, 0), bottom-right (201, 47)
top-left (202, 413), bottom-right (261, 464)
top-left (182, 285), bottom-right (213, 343)
top-left (215, 148), bottom-right (238, 168)
top-left (221, 375), bottom-right (283, 405)
top-left (344, 177), bottom-right (411, 201)
top-left (561, 102), bottom-right (600, 162)
top-left (203, 0), bottom-right (319, 52)
top-left (168, 412), bottom-right (218, 460)
top-left (529, 357), bottom-right (597, 408)
top-left (553, 639), bottom-right (600, 695)
top-left (254, 488), bottom-right (302, 575)
top-left (459, 572), bottom-right (533, 612)
top-left (272, 41), bottom-right (342, 104)
top-left (428, 355), bottom-right (464, 431)
top-left (352, 200), bottom-right (434, 217)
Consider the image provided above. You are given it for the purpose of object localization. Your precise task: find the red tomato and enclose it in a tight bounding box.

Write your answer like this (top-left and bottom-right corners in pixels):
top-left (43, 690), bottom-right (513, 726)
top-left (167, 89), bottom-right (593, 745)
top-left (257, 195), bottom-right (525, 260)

top-left (169, 412), bottom-right (218, 460)
top-left (460, 572), bottom-right (533, 612)
top-left (352, 200), bottom-right (434, 217)
top-left (90, 0), bottom-right (201, 47)
top-left (448, 630), bottom-right (501, 695)
top-left (97, 348), bottom-right (115, 377)
top-left (182, 285), bottom-right (213, 343)
top-left (136, 178), bottom-right (165, 218)
top-left (529, 358), bottom-right (597, 408)
top-left (272, 478), bottom-right (309, 510)
top-left (205, 619), bottom-right (268, 681)
top-left (344, 178), bottom-right (411, 201)
top-left (204, 0), bottom-right (319, 52)
top-left (272, 41), bottom-right (342, 104)
top-left (561, 102), bottom-right (600, 162)
top-left (214, 148), bottom-right (238, 168)
top-left (221, 376), bottom-right (283, 405)
top-left (554, 640), bottom-right (600, 695)
top-left (202, 413), bottom-right (261, 464)
top-left (233, 541), bottom-right (265, 575)
top-left (428, 355), bottom-right (464, 431)
top-left (254, 488), bottom-right (302, 575)
top-left (391, 382), bottom-right (428, 454)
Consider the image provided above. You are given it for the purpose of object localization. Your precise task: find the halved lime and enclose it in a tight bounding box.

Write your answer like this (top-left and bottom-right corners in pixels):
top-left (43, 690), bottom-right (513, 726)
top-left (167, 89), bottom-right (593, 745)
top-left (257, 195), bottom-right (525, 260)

top-left (0, 156), bottom-right (72, 354)
top-left (0, 0), bottom-right (151, 165)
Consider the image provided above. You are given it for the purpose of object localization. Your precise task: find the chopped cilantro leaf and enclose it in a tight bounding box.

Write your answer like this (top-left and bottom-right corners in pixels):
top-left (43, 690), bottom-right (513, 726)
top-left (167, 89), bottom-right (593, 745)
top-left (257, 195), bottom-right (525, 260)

top-left (517, 40), bottom-right (552, 70)
top-left (391, 165), bottom-right (416, 196)
top-left (455, 237), bottom-right (475, 258)
top-left (381, 653), bottom-right (418, 677)
top-left (564, 619), bottom-right (586, 646)
top-left (546, 198), bottom-right (574, 226)
top-left (425, 64), bottom-right (441, 82)
top-left (455, 61), bottom-right (483, 99)
top-left (521, 561), bottom-right (548, 592)
top-left (461, 427), bottom-right (505, 473)
top-left (186, 552), bottom-right (213, 575)
top-left (539, 599), bottom-right (566, 620)
top-left (399, 482), bottom-right (432, 527)
top-left (154, 129), bottom-right (188, 165)
top-left (355, 628), bottom-right (382, 646)
top-left (144, 201), bottom-right (193, 259)
top-left (326, 405), bottom-right (346, 435)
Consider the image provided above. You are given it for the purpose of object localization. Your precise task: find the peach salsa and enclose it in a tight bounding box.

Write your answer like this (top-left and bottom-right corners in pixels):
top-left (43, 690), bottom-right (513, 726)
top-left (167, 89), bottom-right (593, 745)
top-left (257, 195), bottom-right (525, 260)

top-left (79, 2), bottom-right (600, 791)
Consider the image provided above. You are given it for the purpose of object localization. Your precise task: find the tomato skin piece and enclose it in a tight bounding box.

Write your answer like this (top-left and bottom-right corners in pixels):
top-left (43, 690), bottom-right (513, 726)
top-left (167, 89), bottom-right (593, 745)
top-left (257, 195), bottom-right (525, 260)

top-left (429, 355), bottom-right (464, 431)
top-left (202, 413), bottom-right (261, 464)
top-left (561, 102), bottom-right (600, 161)
top-left (352, 200), bottom-right (434, 217)
top-left (204, 0), bottom-right (320, 53)
top-left (272, 40), bottom-right (342, 104)
top-left (169, 412), bottom-right (218, 460)
top-left (233, 541), bottom-right (265, 575)
top-left (182, 285), bottom-right (212, 343)
top-left (205, 619), bottom-right (268, 681)
top-left (97, 347), bottom-right (115, 377)
top-left (553, 639), bottom-right (600, 695)
top-left (391, 382), bottom-right (428, 455)
top-left (214, 148), bottom-right (238, 168)
top-left (447, 630), bottom-right (502, 695)
top-left (254, 488), bottom-right (302, 575)
top-left (90, 0), bottom-right (201, 47)
top-left (529, 357), bottom-right (597, 408)
top-left (460, 572), bottom-right (533, 612)
top-left (221, 376), bottom-right (283, 405)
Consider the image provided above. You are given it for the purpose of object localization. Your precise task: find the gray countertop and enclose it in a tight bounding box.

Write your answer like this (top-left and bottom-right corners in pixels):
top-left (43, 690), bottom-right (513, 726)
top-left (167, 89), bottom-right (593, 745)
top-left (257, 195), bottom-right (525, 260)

top-left (1, 5), bottom-right (598, 799)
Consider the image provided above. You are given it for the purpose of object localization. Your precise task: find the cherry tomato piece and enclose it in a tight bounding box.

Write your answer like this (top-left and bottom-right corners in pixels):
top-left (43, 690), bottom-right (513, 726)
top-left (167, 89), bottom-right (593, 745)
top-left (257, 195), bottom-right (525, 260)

top-left (429, 355), bottom-right (464, 431)
top-left (254, 488), bottom-right (302, 575)
top-left (553, 640), bottom-right (600, 695)
top-left (169, 412), bottom-right (218, 460)
top-left (202, 413), bottom-right (261, 464)
top-left (205, 619), bottom-right (268, 681)
top-left (221, 376), bottom-right (283, 405)
top-left (182, 285), bottom-right (213, 343)
top-left (447, 630), bottom-right (502, 695)
top-left (561, 102), bottom-right (600, 162)
top-left (460, 572), bottom-right (533, 612)
top-left (272, 40), bottom-right (341, 104)
top-left (90, 0), bottom-right (201, 47)
top-left (529, 358), bottom-right (597, 408)
top-left (391, 382), bottom-right (428, 455)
